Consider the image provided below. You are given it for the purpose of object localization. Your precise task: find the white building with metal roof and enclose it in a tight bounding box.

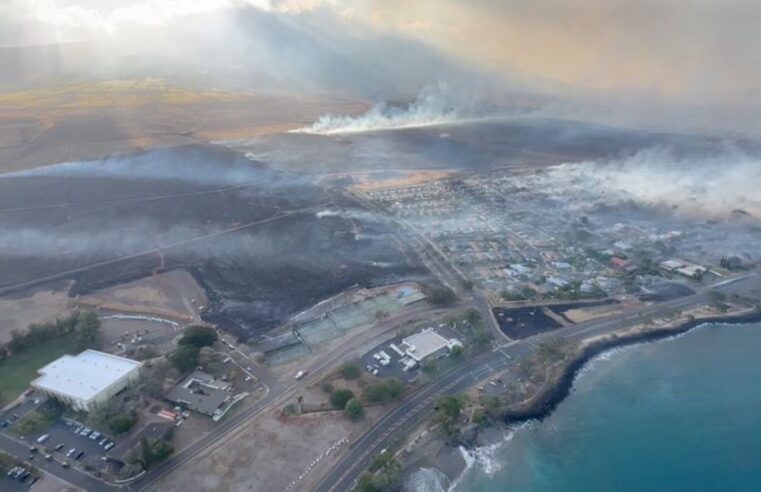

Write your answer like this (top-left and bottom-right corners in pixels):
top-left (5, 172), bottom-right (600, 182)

top-left (401, 328), bottom-right (462, 363)
top-left (31, 350), bottom-right (142, 412)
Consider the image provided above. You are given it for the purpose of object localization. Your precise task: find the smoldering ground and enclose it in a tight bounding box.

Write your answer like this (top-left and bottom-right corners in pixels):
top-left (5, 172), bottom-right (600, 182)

top-left (0, 144), bottom-right (427, 339)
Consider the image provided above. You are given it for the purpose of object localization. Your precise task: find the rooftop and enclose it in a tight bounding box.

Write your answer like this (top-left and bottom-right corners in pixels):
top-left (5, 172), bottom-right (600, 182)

top-left (164, 371), bottom-right (230, 416)
top-left (401, 328), bottom-right (456, 362)
top-left (32, 350), bottom-right (142, 402)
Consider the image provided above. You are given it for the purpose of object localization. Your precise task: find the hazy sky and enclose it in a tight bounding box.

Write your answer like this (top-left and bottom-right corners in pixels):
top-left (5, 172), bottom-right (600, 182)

top-left (2, 0), bottom-right (760, 105)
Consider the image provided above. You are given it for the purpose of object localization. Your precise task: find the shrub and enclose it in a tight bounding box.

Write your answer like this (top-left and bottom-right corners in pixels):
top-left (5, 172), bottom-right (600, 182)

top-left (344, 398), bottom-right (364, 420)
top-left (330, 388), bottom-right (355, 409)
top-left (363, 378), bottom-right (405, 403)
top-left (320, 381), bottom-right (334, 393)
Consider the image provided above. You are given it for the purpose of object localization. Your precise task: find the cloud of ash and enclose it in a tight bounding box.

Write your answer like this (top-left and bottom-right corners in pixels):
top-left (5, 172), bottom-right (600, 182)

top-left (535, 147), bottom-right (761, 218)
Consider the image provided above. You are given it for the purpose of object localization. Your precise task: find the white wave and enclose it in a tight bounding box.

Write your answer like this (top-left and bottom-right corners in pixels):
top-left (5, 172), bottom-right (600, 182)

top-left (449, 427), bottom-right (527, 491)
top-left (292, 83), bottom-right (471, 135)
top-left (404, 467), bottom-right (450, 492)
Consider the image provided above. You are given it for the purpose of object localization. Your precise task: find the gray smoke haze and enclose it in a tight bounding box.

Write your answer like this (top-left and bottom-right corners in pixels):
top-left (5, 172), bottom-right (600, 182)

top-left (531, 147), bottom-right (761, 218)
top-left (0, 222), bottom-right (204, 259)
top-left (1, 147), bottom-right (284, 186)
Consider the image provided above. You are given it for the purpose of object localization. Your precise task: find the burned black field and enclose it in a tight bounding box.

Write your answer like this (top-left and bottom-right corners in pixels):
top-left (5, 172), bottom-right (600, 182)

top-left (0, 144), bottom-right (427, 339)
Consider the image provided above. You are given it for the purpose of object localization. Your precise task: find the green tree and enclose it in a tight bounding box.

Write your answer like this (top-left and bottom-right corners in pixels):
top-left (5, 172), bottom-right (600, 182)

top-left (436, 395), bottom-right (467, 441)
top-left (140, 438), bottom-right (174, 468)
top-left (344, 398), bottom-right (364, 420)
top-left (365, 453), bottom-right (402, 490)
top-left (330, 388), bottom-right (355, 409)
top-left (427, 286), bottom-right (456, 305)
top-left (169, 344), bottom-right (199, 372)
top-left (75, 310), bottom-right (101, 350)
top-left (178, 325), bottom-right (217, 348)
top-left (109, 414), bottom-right (137, 435)
top-left (450, 345), bottom-right (464, 358)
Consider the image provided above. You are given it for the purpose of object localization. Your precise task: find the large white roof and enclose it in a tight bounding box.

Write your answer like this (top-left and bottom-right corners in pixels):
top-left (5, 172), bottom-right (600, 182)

top-left (402, 328), bottom-right (450, 362)
top-left (32, 350), bottom-right (142, 402)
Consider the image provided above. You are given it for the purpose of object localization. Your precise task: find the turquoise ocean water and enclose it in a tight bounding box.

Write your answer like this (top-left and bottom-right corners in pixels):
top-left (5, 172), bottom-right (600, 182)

top-left (440, 322), bottom-right (761, 492)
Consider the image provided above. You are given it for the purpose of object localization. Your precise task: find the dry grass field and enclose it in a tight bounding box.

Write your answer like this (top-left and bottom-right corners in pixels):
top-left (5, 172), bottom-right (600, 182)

top-left (0, 79), bottom-right (366, 173)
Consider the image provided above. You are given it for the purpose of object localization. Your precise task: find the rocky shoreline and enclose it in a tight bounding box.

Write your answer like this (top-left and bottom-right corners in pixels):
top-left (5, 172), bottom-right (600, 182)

top-left (501, 309), bottom-right (761, 425)
top-left (402, 309), bottom-right (761, 490)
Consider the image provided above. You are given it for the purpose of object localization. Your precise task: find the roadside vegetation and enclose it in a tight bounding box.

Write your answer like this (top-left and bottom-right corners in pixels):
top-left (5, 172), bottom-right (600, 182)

top-left (435, 394), bottom-right (467, 442)
top-left (356, 452), bottom-right (402, 492)
top-left (362, 378), bottom-right (405, 404)
top-left (118, 434), bottom-right (175, 479)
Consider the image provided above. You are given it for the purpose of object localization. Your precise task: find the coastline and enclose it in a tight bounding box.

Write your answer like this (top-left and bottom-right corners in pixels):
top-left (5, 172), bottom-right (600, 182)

top-left (501, 309), bottom-right (761, 425)
top-left (401, 308), bottom-right (761, 491)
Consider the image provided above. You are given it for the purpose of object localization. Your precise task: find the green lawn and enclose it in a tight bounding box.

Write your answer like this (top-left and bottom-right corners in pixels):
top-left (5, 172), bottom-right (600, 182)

top-left (0, 336), bottom-right (80, 407)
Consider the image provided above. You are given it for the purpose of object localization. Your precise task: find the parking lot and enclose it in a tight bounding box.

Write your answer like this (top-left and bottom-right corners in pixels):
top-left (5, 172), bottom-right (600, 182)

top-left (360, 335), bottom-right (415, 381)
top-left (359, 324), bottom-right (463, 382)
top-left (36, 419), bottom-right (117, 468)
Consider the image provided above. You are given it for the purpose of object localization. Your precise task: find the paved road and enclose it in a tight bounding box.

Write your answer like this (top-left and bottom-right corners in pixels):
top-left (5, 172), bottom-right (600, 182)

top-left (314, 274), bottom-right (761, 492)
top-left (3, 275), bottom-right (756, 492)
top-left (129, 303), bottom-right (465, 491)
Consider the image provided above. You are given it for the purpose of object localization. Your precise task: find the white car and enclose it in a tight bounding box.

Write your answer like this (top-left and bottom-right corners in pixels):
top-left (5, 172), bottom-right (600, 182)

top-left (294, 370), bottom-right (306, 380)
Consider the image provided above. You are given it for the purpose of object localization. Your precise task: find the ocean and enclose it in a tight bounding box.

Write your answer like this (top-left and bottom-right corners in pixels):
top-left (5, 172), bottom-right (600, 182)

top-left (412, 321), bottom-right (761, 492)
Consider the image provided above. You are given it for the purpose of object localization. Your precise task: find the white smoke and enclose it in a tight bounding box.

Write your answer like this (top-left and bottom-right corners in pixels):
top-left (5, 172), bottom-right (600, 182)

top-left (534, 147), bottom-right (761, 218)
top-left (2, 149), bottom-right (277, 186)
top-left (292, 83), bottom-right (487, 135)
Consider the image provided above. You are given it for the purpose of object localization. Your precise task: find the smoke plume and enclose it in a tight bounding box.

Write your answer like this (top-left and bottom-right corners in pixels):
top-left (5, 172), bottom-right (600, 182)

top-left (292, 83), bottom-right (493, 135)
top-left (535, 147), bottom-right (761, 218)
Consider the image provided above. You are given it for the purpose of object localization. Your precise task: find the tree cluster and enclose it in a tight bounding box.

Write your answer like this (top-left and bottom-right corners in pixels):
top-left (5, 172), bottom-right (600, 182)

top-left (169, 325), bottom-right (218, 372)
top-left (357, 453), bottom-right (402, 492)
top-left (3, 311), bottom-right (101, 356)
top-left (426, 286), bottom-right (457, 306)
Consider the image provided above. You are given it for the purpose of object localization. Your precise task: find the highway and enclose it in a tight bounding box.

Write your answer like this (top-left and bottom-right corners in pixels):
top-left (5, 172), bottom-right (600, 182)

top-left (129, 303), bottom-right (466, 491)
top-left (2, 273), bottom-right (756, 492)
top-left (314, 273), bottom-right (760, 492)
